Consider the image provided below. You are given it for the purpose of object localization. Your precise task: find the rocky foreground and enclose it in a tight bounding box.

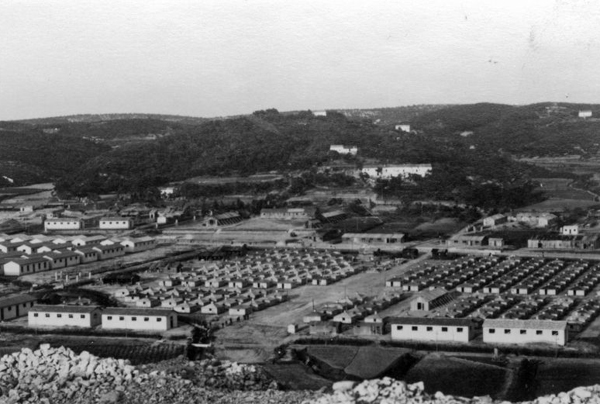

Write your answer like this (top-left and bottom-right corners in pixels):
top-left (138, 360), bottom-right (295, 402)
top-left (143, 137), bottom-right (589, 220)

top-left (1, 346), bottom-right (600, 404)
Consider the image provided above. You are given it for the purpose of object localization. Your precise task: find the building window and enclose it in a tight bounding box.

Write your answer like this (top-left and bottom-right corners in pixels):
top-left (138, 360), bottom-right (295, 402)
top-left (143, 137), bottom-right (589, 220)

top-left (119, 316), bottom-right (125, 321)
top-left (396, 325), bottom-right (403, 330)
top-left (426, 326), bottom-right (433, 332)
top-left (132, 317), bottom-right (137, 321)
top-left (411, 326), bottom-right (417, 331)
top-left (504, 329), bottom-right (511, 334)
top-left (552, 331), bottom-right (559, 336)
top-left (489, 328), bottom-right (495, 334)
top-left (144, 317), bottom-right (149, 322)
top-left (441, 327), bottom-right (448, 332)
top-left (68, 314), bottom-right (73, 319)
top-left (519, 329), bottom-right (527, 335)
top-left (57, 313), bottom-right (63, 319)
top-left (536, 330), bottom-right (543, 335)
top-left (81, 315), bottom-right (85, 318)
top-left (107, 316), bottom-right (113, 320)
top-left (45, 313), bottom-right (50, 318)
top-left (457, 328), bottom-right (463, 333)
top-left (157, 318), bottom-right (162, 322)
top-left (33, 313), bottom-right (38, 317)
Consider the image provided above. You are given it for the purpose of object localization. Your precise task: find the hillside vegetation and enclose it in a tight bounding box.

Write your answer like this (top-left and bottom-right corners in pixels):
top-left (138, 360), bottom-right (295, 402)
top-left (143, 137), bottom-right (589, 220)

top-left (2, 103), bottom-right (600, 209)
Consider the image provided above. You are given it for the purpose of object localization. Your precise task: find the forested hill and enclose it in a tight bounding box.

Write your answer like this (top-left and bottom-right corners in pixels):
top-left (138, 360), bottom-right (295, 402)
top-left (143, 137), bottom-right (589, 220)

top-left (411, 102), bottom-right (600, 156)
top-left (4, 102), bottom-right (600, 195)
top-left (17, 113), bottom-right (209, 125)
top-left (0, 130), bottom-right (110, 186)
top-left (52, 108), bottom-right (542, 197)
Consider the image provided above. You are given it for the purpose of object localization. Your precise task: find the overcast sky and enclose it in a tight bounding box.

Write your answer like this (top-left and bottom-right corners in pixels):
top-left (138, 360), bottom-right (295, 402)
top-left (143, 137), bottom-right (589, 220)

top-left (1, 0), bottom-right (600, 120)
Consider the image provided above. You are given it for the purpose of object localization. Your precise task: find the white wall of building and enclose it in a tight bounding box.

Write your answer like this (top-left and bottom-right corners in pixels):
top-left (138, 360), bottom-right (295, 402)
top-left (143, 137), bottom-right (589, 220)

top-left (99, 219), bottom-right (132, 230)
top-left (44, 220), bottom-right (82, 231)
top-left (29, 309), bottom-right (101, 328)
top-left (102, 312), bottom-right (177, 331)
top-left (362, 165), bottom-right (432, 180)
top-left (483, 324), bottom-right (566, 346)
top-left (390, 323), bottom-right (473, 343)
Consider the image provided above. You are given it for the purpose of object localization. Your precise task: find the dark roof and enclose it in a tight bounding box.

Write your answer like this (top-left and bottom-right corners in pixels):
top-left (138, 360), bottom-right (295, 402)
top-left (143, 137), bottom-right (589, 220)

top-left (0, 294), bottom-right (37, 308)
top-left (101, 307), bottom-right (175, 316)
top-left (388, 317), bottom-right (475, 327)
top-left (30, 304), bottom-right (101, 313)
top-left (483, 319), bottom-right (567, 330)
top-left (93, 245), bottom-right (124, 252)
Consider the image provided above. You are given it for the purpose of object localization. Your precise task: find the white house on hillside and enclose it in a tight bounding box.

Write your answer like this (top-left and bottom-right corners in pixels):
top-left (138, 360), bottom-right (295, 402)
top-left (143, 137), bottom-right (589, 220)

top-left (361, 164), bottom-right (432, 180)
top-left (329, 145), bottom-right (358, 155)
top-left (561, 225), bottom-right (579, 236)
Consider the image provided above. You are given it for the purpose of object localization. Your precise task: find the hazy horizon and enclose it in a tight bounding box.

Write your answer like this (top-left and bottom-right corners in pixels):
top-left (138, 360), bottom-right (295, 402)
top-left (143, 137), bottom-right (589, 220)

top-left (2, 0), bottom-right (600, 121)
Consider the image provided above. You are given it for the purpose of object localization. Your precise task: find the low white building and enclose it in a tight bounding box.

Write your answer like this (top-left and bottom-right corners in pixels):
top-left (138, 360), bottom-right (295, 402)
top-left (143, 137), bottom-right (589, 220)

top-left (395, 124), bottom-right (411, 132)
top-left (329, 145), bottom-right (358, 155)
top-left (341, 233), bottom-right (405, 245)
top-left (361, 164), bottom-right (432, 180)
top-left (579, 110), bottom-right (593, 119)
top-left (92, 244), bottom-right (126, 260)
top-left (483, 319), bottom-right (568, 346)
top-left (483, 214), bottom-right (507, 227)
top-left (0, 294), bottom-right (37, 321)
top-left (561, 225), bottom-right (579, 236)
top-left (260, 207), bottom-right (316, 221)
top-left (99, 217), bottom-right (133, 230)
top-left (71, 247), bottom-right (100, 263)
top-left (44, 218), bottom-right (83, 232)
top-left (389, 317), bottom-right (475, 343)
top-left (71, 235), bottom-right (107, 247)
top-left (101, 308), bottom-right (178, 331)
top-left (28, 305), bottom-right (102, 328)
top-left (120, 237), bottom-right (156, 253)
top-left (3, 257), bottom-right (51, 276)
top-left (43, 251), bottom-right (81, 269)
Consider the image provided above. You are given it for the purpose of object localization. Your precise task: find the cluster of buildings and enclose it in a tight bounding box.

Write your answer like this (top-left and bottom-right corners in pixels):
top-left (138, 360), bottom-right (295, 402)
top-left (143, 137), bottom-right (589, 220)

top-left (0, 233), bottom-right (156, 276)
top-left (379, 256), bottom-right (600, 346)
top-left (114, 249), bottom-right (359, 322)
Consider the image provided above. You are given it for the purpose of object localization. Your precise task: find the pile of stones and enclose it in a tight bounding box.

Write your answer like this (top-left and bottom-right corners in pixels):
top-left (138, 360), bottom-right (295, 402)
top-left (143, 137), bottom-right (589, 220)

top-left (0, 345), bottom-right (281, 404)
top-left (0, 344), bottom-right (139, 403)
top-left (303, 378), bottom-right (600, 404)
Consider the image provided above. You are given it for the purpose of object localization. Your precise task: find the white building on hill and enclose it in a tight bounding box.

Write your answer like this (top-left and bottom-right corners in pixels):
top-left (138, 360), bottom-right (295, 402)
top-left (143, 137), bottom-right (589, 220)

top-left (361, 164), bottom-right (432, 180)
top-left (329, 145), bottom-right (358, 155)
